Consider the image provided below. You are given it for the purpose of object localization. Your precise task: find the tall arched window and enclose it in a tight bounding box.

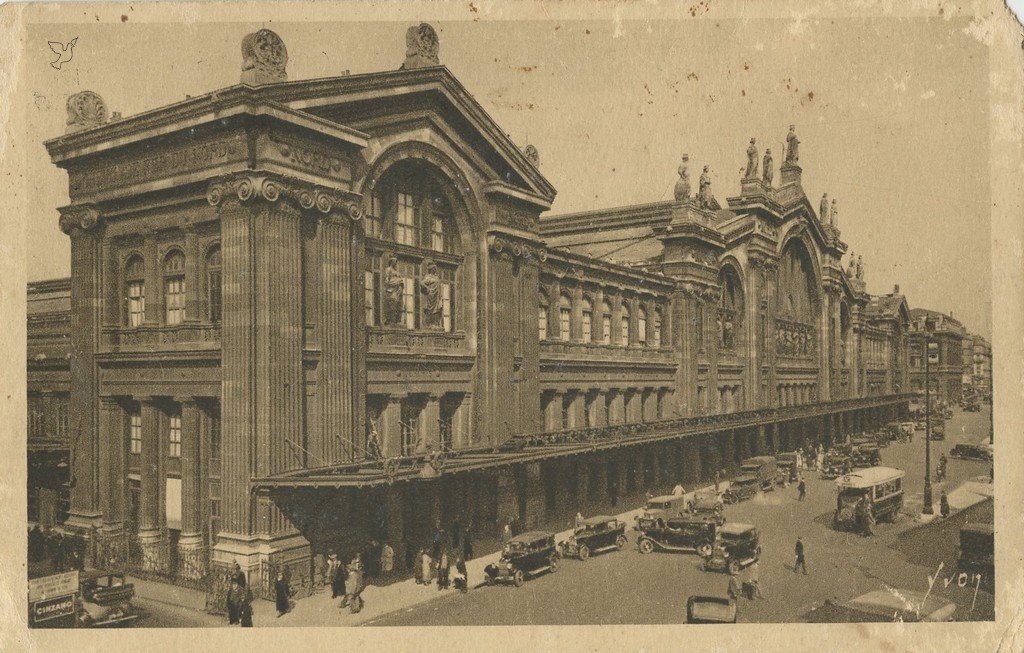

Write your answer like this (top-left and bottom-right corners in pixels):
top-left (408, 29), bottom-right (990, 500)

top-left (638, 306), bottom-right (648, 345)
top-left (163, 250), bottom-right (186, 325)
top-left (620, 303), bottom-right (631, 347)
top-left (601, 300), bottom-right (612, 345)
top-left (652, 307), bottom-right (663, 348)
top-left (205, 245), bottom-right (222, 323)
top-left (581, 297), bottom-right (593, 344)
top-left (124, 255), bottom-right (145, 327)
top-left (718, 267), bottom-right (744, 351)
top-left (538, 293), bottom-right (549, 340)
top-left (559, 294), bottom-right (572, 341)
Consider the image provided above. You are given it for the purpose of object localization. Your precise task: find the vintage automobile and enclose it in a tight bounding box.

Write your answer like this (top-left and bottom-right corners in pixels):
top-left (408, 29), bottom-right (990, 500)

top-left (851, 444), bottom-right (882, 469)
top-left (686, 595), bottom-right (737, 623)
top-left (686, 491), bottom-right (725, 525)
top-left (821, 451), bottom-right (853, 479)
top-left (559, 516), bottom-right (627, 560)
top-left (896, 422), bottom-right (916, 442)
top-left (637, 516), bottom-right (718, 557)
top-left (803, 590), bottom-right (956, 622)
top-left (484, 532), bottom-right (559, 587)
top-left (929, 420), bottom-right (946, 441)
top-left (950, 443), bottom-right (992, 462)
top-left (833, 466), bottom-right (905, 531)
top-left (76, 570), bottom-right (138, 628)
top-left (636, 494), bottom-right (689, 529)
top-left (956, 523), bottom-right (994, 577)
top-left (775, 452), bottom-right (799, 483)
top-left (721, 475), bottom-right (759, 504)
top-left (963, 398), bottom-right (981, 412)
top-left (702, 523), bottom-right (760, 574)
top-left (739, 456), bottom-right (779, 491)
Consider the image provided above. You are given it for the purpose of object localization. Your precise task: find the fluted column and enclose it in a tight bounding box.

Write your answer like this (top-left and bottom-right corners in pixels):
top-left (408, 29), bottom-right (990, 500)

top-left (178, 398), bottom-right (206, 579)
top-left (97, 396), bottom-right (128, 569)
top-left (138, 397), bottom-right (165, 572)
top-left (380, 397), bottom-right (403, 456)
top-left (421, 394), bottom-right (441, 452)
top-left (184, 223), bottom-right (201, 322)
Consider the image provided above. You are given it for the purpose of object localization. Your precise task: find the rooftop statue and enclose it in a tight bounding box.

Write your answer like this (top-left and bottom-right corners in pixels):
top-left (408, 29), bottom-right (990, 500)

top-left (402, 23), bottom-right (440, 69)
top-left (762, 148), bottom-right (773, 186)
top-left (65, 90), bottom-right (108, 133)
top-left (785, 124), bottom-right (800, 164)
top-left (674, 154), bottom-right (691, 200)
top-left (745, 138), bottom-right (759, 179)
top-left (698, 165), bottom-right (712, 208)
top-left (819, 193), bottom-right (829, 223)
top-left (240, 29), bottom-right (288, 85)
top-left (856, 255), bottom-right (864, 281)
top-left (522, 144), bottom-right (540, 167)
top-left (846, 252), bottom-right (857, 278)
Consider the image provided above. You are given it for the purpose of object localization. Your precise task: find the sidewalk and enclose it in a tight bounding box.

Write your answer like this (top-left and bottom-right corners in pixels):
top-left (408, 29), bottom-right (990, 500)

top-left (915, 476), bottom-right (993, 524)
top-left (134, 482), bottom-right (723, 627)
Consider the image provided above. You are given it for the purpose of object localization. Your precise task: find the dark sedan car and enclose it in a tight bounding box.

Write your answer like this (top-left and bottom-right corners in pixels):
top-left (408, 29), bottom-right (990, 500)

top-left (485, 532), bottom-right (559, 587)
top-left (559, 516), bottom-right (627, 560)
top-left (949, 443), bottom-right (993, 462)
top-left (637, 516), bottom-right (718, 557)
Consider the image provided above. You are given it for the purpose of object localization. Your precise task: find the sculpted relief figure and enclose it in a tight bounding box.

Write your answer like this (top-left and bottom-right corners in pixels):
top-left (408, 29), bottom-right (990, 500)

top-left (819, 193), bottom-right (830, 223)
top-left (856, 255), bottom-right (865, 280)
top-left (723, 319), bottom-right (734, 349)
top-left (762, 148), bottom-right (774, 185)
top-left (674, 154), bottom-right (691, 200)
top-left (383, 255), bottom-right (405, 326)
top-left (240, 29), bottom-right (288, 85)
top-left (420, 260), bottom-right (443, 328)
top-left (65, 90), bottom-right (108, 132)
top-left (785, 124), bottom-right (800, 164)
top-left (745, 138), bottom-right (759, 179)
top-left (698, 165), bottom-right (712, 208)
top-left (402, 23), bottom-right (441, 69)
top-left (847, 252), bottom-right (857, 278)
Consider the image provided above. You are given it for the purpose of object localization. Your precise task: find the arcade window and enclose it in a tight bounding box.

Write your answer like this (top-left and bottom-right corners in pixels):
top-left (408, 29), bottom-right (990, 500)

top-left (538, 303), bottom-right (548, 340)
top-left (395, 192), bottom-right (417, 246)
top-left (601, 300), bottom-right (612, 345)
top-left (168, 412), bottom-right (182, 458)
top-left (581, 298), bottom-right (593, 344)
top-left (652, 309), bottom-right (662, 348)
top-left (400, 399), bottom-right (421, 456)
top-left (638, 307), bottom-right (648, 345)
top-left (129, 411), bottom-right (142, 454)
top-left (620, 304), bottom-right (631, 347)
top-left (124, 255), bottom-right (146, 327)
top-left (559, 294), bottom-right (572, 341)
top-left (163, 250), bottom-right (186, 325)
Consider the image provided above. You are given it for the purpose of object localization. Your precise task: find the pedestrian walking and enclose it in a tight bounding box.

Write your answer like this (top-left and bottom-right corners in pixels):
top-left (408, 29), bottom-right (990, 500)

top-left (432, 521), bottom-right (443, 560)
top-left (381, 541), bottom-right (395, 579)
top-left (940, 492), bottom-right (950, 519)
top-left (454, 555), bottom-right (469, 593)
top-left (714, 471), bottom-right (721, 493)
top-left (747, 561), bottom-right (763, 599)
top-left (794, 536), bottom-right (807, 574)
top-left (420, 549), bottom-right (434, 586)
top-left (226, 577), bottom-right (242, 625)
top-left (239, 586), bottom-right (254, 627)
top-left (727, 571), bottom-right (740, 600)
top-left (575, 512), bottom-right (584, 529)
top-left (673, 483), bottom-right (685, 496)
top-left (232, 561), bottom-right (247, 588)
top-left (462, 526), bottom-right (474, 561)
top-left (314, 550), bottom-right (328, 587)
top-left (275, 571), bottom-right (291, 617)
top-left (502, 522), bottom-right (512, 545)
top-left (797, 478), bottom-right (806, 501)
top-left (329, 552), bottom-right (346, 598)
top-left (436, 549), bottom-right (451, 590)
top-left (343, 555), bottom-right (364, 613)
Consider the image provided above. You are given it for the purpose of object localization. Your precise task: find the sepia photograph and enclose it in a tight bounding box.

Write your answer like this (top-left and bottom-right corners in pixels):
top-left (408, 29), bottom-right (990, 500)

top-left (4, 0), bottom-right (1023, 648)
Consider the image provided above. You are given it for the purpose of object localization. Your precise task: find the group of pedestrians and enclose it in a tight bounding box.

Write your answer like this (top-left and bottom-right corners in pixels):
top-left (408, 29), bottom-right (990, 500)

top-left (226, 563), bottom-right (254, 627)
top-left (415, 523), bottom-right (472, 593)
top-left (27, 525), bottom-right (85, 573)
top-left (727, 561), bottom-right (763, 601)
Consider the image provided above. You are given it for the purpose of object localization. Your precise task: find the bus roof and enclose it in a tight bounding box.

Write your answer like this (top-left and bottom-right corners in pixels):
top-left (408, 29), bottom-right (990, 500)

top-left (835, 466), bottom-right (905, 489)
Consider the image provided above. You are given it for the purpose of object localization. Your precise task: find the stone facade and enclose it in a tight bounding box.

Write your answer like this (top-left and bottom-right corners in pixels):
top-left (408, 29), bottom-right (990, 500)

top-left (36, 26), bottom-right (913, 596)
top-left (908, 308), bottom-right (966, 404)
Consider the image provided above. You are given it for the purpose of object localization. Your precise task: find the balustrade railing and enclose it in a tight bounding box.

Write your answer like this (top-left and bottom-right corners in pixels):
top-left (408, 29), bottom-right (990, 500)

top-left (103, 323), bottom-right (221, 347)
top-left (368, 328), bottom-right (467, 351)
top-left (540, 340), bottom-right (675, 361)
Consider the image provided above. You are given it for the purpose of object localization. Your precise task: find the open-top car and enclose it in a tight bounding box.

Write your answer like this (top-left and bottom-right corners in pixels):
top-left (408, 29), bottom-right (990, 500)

top-left (76, 570), bottom-right (137, 628)
top-left (739, 456), bottom-right (779, 491)
top-left (637, 516), bottom-right (718, 557)
top-left (484, 532), bottom-right (559, 587)
top-left (702, 522), bottom-right (760, 574)
top-left (686, 595), bottom-right (737, 623)
top-left (722, 475), bottom-right (759, 504)
top-left (950, 443), bottom-right (993, 462)
top-left (559, 516), bottom-right (627, 561)
top-left (686, 492), bottom-right (725, 525)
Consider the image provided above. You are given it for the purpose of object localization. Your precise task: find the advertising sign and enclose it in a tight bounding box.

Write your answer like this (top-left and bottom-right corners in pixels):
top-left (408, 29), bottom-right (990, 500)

top-left (28, 570), bottom-right (78, 603)
top-left (30, 594), bottom-right (75, 624)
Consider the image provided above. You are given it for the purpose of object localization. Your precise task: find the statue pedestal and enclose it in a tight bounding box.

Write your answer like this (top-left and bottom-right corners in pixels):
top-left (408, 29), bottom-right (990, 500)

top-left (740, 177), bottom-right (769, 197)
top-left (780, 163), bottom-right (802, 187)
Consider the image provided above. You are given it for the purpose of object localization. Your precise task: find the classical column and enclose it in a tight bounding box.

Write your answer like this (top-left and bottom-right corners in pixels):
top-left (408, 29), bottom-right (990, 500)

top-left (143, 230), bottom-right (162, 326)
top-left (380, 397), bottom-right (403, 456)
top-left (183, 223), bottom-right (201, 323)
top-left (177, 398), bottom-right (206, 579)
top-left (421, 395), bottom-right (441, 451)
top-left (138, 397), bottom-right (165, 572)
top-left (566, 391), bottom-right (585, 429)
top-left (452, 393), bottom-right (472, 449)
top-left (609, 390), bottom-right (625, 425)
top-left (642, 389), bottom-right (658, 422)
top-left (97, 396), bottom-right (127, 569)
top-left (61, 206), bottom-right (104, 535)
top-left (101, 236), bottom-right (120, 331)
top-left (706, 296), bottom-right (721, 414)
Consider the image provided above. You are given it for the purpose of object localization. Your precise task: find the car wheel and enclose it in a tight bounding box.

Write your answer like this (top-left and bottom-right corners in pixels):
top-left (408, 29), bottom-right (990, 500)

top-left (616, 535), bottom-right (627, 550)
top-left (578, 545), bottom-right (590, 561)
top-left (638, 539), bottom-right (654, 554)
top-left (549, 555), bottom-right (559, 573)
top-left (513, 570), bottom-right (525, 587)
top-left (697, 543), bottom-right (713, 558)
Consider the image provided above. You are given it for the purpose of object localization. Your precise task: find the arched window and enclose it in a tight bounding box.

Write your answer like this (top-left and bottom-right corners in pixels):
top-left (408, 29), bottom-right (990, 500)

top-left (718, 268), bottom-right (743, 351)
top-left (601, 300), bottom-right (612, 345)
top-left (559, 294), bottom-right (572, 341)
top-left (638, 306), bottom-right (648, 345)
top-left (652, 307), bottom-right (663, 348)
top-left (205, 245), bottom-right (222, 323)
top-left (620, 303), bottom-right (631, 347)
top-left (538, 293), bottom-right (549, 340)
top-left (581, 297), bottom-right (593, 344)
top-left (124, 255), bottom-right (145, 327)
top-left (163, 250), bottom-right (186, 325)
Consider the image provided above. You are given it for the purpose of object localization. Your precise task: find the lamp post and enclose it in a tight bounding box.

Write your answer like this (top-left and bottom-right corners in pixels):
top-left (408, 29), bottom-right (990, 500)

top-left (922, 317), bottom-right (936, 515)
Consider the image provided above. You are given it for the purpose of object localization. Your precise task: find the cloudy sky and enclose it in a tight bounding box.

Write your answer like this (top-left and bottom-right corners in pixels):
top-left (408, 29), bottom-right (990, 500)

top-left (21, 15), bottom-right (991, 337)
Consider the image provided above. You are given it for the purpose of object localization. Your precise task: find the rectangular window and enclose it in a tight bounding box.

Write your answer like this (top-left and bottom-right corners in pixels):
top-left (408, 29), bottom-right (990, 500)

top-left (431, 216), bottom-right (445, 252)
top-left (582, 312), bottom-right (592, 344)
top-left (396, 192), bottom-right (417, 246)
top-left (130, 412), bottom-right (142, 455)
top-left (168, 413), bottom-right (182, 458)
top-left (441, 283), bottom-right (453, 332)
top-left (638, 317), bottom-right (647, 344)
top-left (653, 319), bottom-right (662, 348)
top-left (367, 193), bottom-right (383, 239)
top-left (560, 307), bottom-right (571, 341)
top-left (602, 315), bottom-right (612, 345)
top-left (620, 316), bottom-right (630, 346)
top-left (128, 281), bottom-right (145, 327)
top-left (400, 400), bottom-right (420, 456)
top-left (165, 277), bottom-right (185, 325)
top-left (402, 277), bottom-right (416, 329)
top-left (539, 307), bottom-right (548, 340)
top-left (364, 270), bottom-right (376, 326)
top-left (207, 270), bottom-right (222, 323)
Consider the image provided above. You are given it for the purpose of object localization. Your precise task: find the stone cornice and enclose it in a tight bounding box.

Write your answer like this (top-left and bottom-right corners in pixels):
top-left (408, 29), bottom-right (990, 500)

top-left (206, 172), bottom-right (363, 220)
top-left (488, 233), bottom-right (547, 263)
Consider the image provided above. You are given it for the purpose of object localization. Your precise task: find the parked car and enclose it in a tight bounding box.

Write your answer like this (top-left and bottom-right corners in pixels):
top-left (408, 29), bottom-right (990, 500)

top-left (775, 452), bottom-right (799, 483)
top-left (950, 443), bottom-right (992, 462)
top-left (739, 456), bottom-right (779, 491)
top-left (803, 590), bottom-right (956, 622)
top-left (833, 466), bottom-right (905, 531)
top-left (701, 523), bottom-right (761, 574)
top-left (636, 494), bottom-right (690, 529)
top-left (637, 516), bottom-right (718, 557)
top-left (956, 523), bottom-right (994, 577)
top-left (686, 492), bottom-right (725, 525)
top-left (559, 516), bottom-right (627, 560)
top-left (76, 570), bottom-right (138, 628)
top-left (722, 475), bottom-right (759, 504)
top-left (851, 444), bottom-right (881, 469)
top-left (962, 398), bottom-right (981, 412)
top-left (821, 452), bottom-right (852, 479)
top-left (686, 595), bottom-right (737, 623)
top-left (929, 421), bottom-right (946, 441)
top-left (484, 532), bottom-right (559, 587)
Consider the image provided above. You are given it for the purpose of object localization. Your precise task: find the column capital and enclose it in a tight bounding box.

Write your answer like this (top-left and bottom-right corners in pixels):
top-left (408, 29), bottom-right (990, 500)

top-left (206, 172), bottom-right (362, 220)
top-left (58, 203), bottom-right (101, 235)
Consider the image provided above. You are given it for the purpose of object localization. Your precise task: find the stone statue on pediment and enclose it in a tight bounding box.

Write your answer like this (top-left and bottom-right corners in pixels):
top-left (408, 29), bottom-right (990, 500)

top-left (674, 154), bottom-right (691, 200)
top-left (762, 149), bottom-right (773, 186)
top-left (420, 259), bottom-right (443, 328)
top-left (523, 144), bottom-right (540, 167)
top-left (65, 91), bottom-right (108, 133)
top-left (401, 23), bottom-right (441, 69)
top-left (745, 138), bottom-right (759, 179)
top-left (383, 255), bottom-right (404, 326)
top-left (698, 165), bottom-right (712, 208)
top-left (785, 124), bottom-right (800, 164)
top-left (846, 252), bottom-right (856, 278)
top-left (819, 193), bottom-right (829, 223)
top-left (856, 255), bottom-right (864, 280)
top-left (240, 29), bottom-right (288, 85)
